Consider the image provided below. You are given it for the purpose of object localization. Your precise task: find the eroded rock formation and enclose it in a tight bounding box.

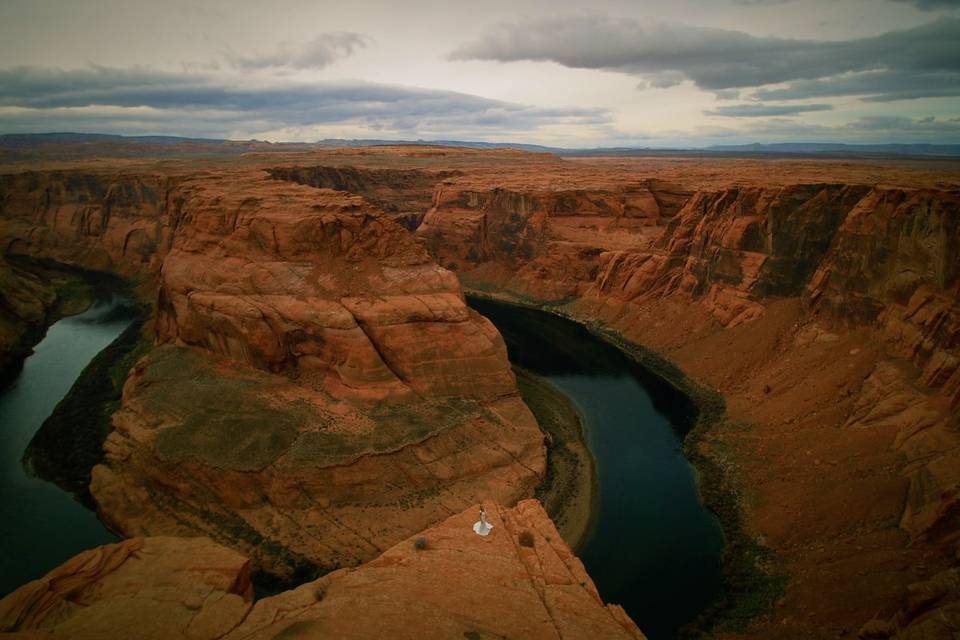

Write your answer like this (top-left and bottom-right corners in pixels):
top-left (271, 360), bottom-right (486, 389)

top-left (3, 146), bottom-right (959, 638)
top-left (416, 161), bottom-right (960, 637)
top-left (0, 255), bottom-right (96, 384)
top-left (0, 170), bottom-right (173, 279)
top-left (267, 164), bottom-right (460, 229)
top-left (0, 501), bottom-right (644, 640)
top-left (0, 163), bottom-right (545, 579)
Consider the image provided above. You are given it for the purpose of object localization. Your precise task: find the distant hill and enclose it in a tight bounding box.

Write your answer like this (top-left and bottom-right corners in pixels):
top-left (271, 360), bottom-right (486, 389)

top-left (2, 133), bottom-right (959, 160)
top-left (0, 132), bottom-right (229, 147)
top-left (314, 138), bottom-right (561, 153)
top-left (705, 142), bottom-right (960, 157)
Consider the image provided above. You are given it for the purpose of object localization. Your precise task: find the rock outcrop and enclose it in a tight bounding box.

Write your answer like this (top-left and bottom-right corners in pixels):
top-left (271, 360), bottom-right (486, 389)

top-left (0, 537), bottom-right (252, 639)
top-left (75, 169), bottom-right (544, 577)
top-left (0, 255), bottom-right (96, 384)
top-left (0, 501), bottom-right (644, 640)
top-left (156, 171), bottom-right (518, 401)
top-left (417, 178), bottom-right (691, 301)
top-left (267, 164), bottom-right (460, 230)
top-left (0, 170), bottom-right (174, 279)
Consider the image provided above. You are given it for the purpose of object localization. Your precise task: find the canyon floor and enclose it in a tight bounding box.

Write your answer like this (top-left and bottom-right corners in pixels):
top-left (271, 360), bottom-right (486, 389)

top-left (0, 142), bottom-right (958, 638)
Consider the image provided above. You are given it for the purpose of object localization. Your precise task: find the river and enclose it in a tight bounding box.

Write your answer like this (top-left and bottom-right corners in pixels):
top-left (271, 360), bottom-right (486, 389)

top-left (469, 296), bottom-right (724, 640)
top-left (0, 295), bottom-right (136, 597)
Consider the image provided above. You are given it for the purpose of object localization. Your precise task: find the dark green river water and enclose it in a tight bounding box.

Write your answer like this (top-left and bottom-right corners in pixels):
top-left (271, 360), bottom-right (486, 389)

top-left (0, 295), bottom-right (136, 597)
top-left (469, 296), bottom-right (724, 639)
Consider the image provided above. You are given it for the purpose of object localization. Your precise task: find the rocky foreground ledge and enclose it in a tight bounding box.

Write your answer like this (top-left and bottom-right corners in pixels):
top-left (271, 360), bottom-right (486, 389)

top-left (0, 500), bottom-right (643, 640)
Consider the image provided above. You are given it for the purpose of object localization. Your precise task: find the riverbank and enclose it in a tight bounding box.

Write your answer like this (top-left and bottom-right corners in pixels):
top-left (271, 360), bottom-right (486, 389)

top-left (24, 303), bottom-right (150, 505)
top-left (0, 256), bottom-right (99, 388)
top-left (0, 292), bottom-right (142, 596)
top-left (514, 366), bottom-right (597, 550)
top-left (466, 286), bottom-right (784, 637)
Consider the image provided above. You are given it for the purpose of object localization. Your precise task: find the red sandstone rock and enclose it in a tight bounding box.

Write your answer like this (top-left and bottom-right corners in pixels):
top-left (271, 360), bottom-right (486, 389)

top-left (0, 162), bottom-right (545, 579)
top-left (0, 502), bottom-right (644, 640)
top-left (0, 537), bottom-right (252, 639)
top-left (69, 169), bottom-right (545, 577)
top-left (0, 170), bottom-right (174, 280)
top-left (91, 344), bottom-right (544, 577)
top-left (3, 147), bottom-right (960, 638)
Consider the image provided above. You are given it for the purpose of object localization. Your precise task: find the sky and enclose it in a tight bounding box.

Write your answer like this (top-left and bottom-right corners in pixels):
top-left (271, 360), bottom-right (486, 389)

top-left (0, 0), bottom-right (958, 147)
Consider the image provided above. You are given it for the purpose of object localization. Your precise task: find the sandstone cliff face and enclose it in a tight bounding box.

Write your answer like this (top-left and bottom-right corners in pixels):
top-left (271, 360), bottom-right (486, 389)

top-left (156, 171), bottom-right (517, 401)
top-left (417, 179), bottom-right (690, 301)
top-left (72, 169), bottom-right (546, 577)
top-left (422, 170), bottom-right (960, 637)
top-left (267, 164), bottom-right (460, 230)
top-left (0, 169), bottom-right (171, 373)
top-left (585, 184), bottom-right (873, 327)
top-left (0, 256), bottom-right (61, 379)
top-left (0, 170), bottom-right (174, 279)
top-left (800, 188), bottom-right (960, 548)
top-left (0, 163), bottom-right (545, 580)
top-left (806, 188), bottom-right (960, 404)
top-left (0, 256), bottom-right (98, 384)
top-left (0, 501), bottom-right (644, 640)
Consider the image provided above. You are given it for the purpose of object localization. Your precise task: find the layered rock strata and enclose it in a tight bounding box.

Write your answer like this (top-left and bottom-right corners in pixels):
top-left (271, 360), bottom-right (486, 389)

top-left (3, 147), bottom-right (959, 637)
top-left (0, 165), bottom-right (545, 578)
top-left (0, 501), bottom-right (644, 640)
top-left (0, 170), bottom-right (173, 279)
top-left (92, 171), bottom-right (541, 576)
top-left (421, 173), bottom-right (960, 637)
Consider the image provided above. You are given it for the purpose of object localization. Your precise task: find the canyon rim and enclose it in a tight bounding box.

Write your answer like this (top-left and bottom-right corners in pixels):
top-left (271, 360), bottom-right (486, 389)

top-left (2, 1), bottom-right (960, 638)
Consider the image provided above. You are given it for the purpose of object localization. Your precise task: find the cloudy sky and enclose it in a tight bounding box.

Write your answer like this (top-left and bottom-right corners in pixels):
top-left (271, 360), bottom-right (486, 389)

top-left (0, 0), bottom-right (958, 147)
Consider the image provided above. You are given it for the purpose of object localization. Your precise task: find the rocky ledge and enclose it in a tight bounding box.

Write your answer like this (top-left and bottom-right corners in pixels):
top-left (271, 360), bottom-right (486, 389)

top-left (0, 500), bottom-right (643, 640)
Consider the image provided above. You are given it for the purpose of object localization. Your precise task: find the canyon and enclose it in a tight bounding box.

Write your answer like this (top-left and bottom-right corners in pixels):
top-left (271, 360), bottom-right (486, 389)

top-left (0, 144), bottom-right (958, 638)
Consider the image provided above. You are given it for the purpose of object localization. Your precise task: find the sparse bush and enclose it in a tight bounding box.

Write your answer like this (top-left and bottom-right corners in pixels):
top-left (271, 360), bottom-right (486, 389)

top-left (414, 537), bottom-right (429, 551)
top-left (518, 530), bottom-right (535, 547)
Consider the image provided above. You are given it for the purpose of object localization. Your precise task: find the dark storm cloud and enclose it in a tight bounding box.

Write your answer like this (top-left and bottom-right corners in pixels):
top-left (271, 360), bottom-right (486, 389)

top-left (740, 115), bottom-right (960, 140)
top-left (450, 15), bottom-right (960, 101)
top-left (753, 69), bottom-right (960, 102)
top-left (0, 65), bottom-right (609, 136)
top-left (734, 0), bottom-right (959, 8)
top-left (227, 32), bottom-right (369, 70)
top-left (677, 114), bottom-right (960, 146)
top-left (889, 0), bottom-right (960, 9)
top-left (704, 103), bottom-right (833, 117)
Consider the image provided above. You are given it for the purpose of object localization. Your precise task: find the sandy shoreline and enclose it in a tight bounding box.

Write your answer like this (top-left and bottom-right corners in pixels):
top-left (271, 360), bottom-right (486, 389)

top-left (514, 367), bottom-right (598, 551)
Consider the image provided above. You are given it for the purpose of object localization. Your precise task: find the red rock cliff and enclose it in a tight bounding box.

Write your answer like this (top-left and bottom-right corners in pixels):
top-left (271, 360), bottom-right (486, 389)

top-left (0, 501), bottom-right (644, 640)
top-left (0, 165), bottom-right (546, 580)
top-left (421, 167), bottom-right (960, 637)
